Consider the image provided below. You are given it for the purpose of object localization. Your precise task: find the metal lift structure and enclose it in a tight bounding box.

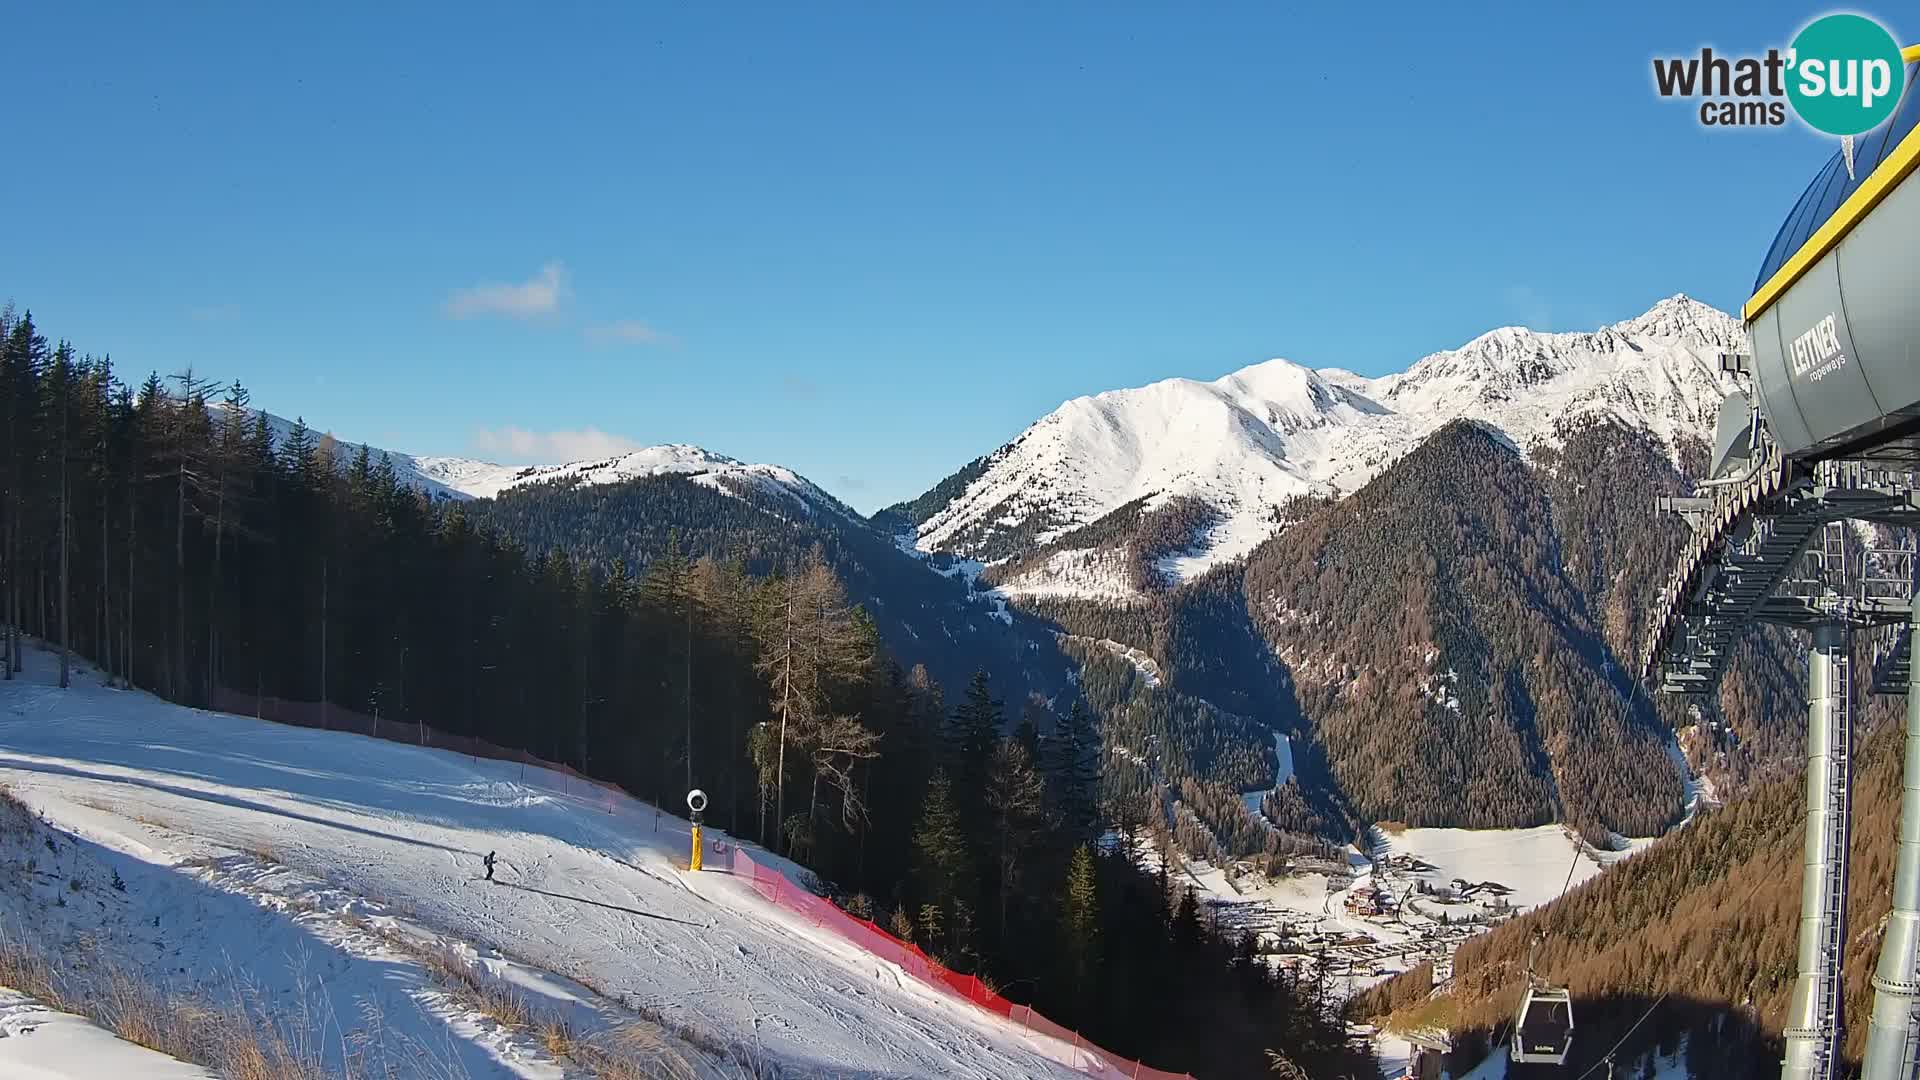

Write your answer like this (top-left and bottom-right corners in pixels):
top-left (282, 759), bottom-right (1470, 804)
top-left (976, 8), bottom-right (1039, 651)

top-left (1643, 42), bottom-right (1920, 1080)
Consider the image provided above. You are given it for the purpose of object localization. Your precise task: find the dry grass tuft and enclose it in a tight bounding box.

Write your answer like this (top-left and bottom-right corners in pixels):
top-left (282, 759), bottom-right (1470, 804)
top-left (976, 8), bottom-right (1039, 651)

top-left (0, 930), bottom-right (333, 1079)
top-left (377, 929), bottom-right (747, 1077)
top-left (538, 1013), bottom-right (574, 1057)
top-left (411, 941), bottom-right (532, 1029)
top-left (0, 784), bottom-right (36, 840)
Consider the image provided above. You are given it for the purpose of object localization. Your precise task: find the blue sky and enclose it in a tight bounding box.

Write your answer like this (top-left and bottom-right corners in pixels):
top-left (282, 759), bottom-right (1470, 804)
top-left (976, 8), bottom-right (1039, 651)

top-left (0, 3), bottom-right (1885, 512)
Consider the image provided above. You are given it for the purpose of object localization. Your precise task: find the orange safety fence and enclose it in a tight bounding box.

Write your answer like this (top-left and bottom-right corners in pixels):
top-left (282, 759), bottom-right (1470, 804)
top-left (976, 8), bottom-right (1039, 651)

top-left (727, 845), bottom-right (1195, 1080)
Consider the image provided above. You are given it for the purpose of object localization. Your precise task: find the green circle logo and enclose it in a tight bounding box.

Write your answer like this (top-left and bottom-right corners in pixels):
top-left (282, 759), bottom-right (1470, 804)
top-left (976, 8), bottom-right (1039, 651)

top-left (1787, 14), bottom-right (1906, 136)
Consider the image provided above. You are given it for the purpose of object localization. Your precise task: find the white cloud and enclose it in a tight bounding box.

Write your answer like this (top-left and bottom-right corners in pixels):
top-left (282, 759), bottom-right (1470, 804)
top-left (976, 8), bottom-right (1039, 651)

top-left (584, 319), bottom-right (671, 346)
top-left (445, 262), bottom-right (567, 319)
top-left (471, 425), bottom-right (642, 463)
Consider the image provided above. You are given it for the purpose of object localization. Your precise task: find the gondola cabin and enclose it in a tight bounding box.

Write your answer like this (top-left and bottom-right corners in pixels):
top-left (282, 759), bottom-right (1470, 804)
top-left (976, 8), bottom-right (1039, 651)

top-left (1511, 985), bottom-right (1574, 1065)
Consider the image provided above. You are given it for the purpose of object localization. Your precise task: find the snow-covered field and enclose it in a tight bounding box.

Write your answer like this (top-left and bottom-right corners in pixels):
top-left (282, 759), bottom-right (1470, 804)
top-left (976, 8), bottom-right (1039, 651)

top-left (1373, 825), bottom-right (1645, 912)
top-left (0, 646), bottom-right (1108, 1079)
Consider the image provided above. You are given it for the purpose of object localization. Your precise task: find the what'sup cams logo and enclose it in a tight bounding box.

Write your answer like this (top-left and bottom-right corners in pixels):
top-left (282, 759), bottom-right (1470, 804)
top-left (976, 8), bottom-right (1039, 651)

top-left (1653, 13), bottom-right (1906, 135)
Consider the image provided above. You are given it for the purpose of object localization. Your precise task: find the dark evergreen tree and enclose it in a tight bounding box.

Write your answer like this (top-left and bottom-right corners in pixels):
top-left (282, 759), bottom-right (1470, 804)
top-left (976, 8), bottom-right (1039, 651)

top-left (912, 769), bottom-right (970, 947)
top-left (1043, 698), bottom-right (1103, 847)
top-left (946, 668), bottom-right (1003, 842)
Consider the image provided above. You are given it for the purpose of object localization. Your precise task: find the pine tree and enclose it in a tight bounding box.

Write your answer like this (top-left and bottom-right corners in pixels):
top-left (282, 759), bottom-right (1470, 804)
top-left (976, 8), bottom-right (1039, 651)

top-left (1, 313), bottom-right (49, 676)
top-left (947, 668), bottom-right (1003, 844)
top-left (45, 342), bottom-right (77, 687)
top-left (1062, 844), bottom-right (1100, 1021)
top-left (1173, 884), bottom-right (1202, 948)
top-left (985, 737), bottom-right (1047, 940)
top-left (1043, 698), bottom-right (1102, 846)
top-left (913, 769), bottom-right (970, 918)
top-left (206, 379), bottom-right (256, 695)
top-left (165, 369), bottom-right (216, 703)
top-left (642, 531), bottom-right (695, 795)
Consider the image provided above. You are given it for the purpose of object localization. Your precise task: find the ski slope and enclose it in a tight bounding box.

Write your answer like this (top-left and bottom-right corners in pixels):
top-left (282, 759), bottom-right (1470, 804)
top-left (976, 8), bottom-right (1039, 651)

top-left (0, 646), bottom-right (1103, 1079)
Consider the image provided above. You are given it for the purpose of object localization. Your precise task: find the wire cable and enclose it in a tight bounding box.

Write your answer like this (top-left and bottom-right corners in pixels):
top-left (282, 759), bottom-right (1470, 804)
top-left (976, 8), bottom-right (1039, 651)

top-left (1569, 990), bottom-right (1672, 1080)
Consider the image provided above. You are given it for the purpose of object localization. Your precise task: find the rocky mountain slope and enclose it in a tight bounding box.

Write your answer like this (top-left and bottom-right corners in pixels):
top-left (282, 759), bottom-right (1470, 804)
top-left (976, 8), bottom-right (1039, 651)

top-left (1242, 420), bottom-right (1683, 837)
top-left (894, 295), bottom-right (1741, 601)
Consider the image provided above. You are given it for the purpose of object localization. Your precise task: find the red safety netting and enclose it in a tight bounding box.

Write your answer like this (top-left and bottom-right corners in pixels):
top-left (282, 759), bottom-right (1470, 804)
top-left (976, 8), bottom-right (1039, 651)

top-left (728, 846), bottom-right (1194, 1080)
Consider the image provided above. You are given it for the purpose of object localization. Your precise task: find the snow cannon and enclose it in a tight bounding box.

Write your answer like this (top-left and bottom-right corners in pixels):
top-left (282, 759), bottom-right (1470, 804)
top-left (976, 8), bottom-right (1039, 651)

top-left (687, 788), bottom-right (708, 872)
top-left (1744, 44), bottom-right (1920, 464)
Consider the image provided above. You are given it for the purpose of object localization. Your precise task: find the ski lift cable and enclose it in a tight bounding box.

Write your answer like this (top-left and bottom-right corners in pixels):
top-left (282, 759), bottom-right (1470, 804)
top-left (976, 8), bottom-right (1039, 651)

top-left (1527, 667), bottom-right (1764, 1074)
top-left (1558, 865), bottom-right (1771, 1077)
top-left (1568, 989), bottom-right (1672, 1080)
top-left (1511, 671), bottom-right (1665, 1066)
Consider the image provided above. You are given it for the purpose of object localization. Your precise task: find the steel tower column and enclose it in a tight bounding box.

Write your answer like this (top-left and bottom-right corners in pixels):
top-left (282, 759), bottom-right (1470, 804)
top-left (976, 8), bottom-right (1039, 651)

top-left (1864, 608), bottom-right (1920, 1080)
top-left (1785, 623), bottom-right (1855, 1080)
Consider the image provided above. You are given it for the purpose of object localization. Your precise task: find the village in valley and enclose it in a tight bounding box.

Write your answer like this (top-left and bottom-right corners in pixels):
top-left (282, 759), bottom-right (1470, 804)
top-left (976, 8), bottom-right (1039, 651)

top-left (1160, 823), bottom-right (1644, 999)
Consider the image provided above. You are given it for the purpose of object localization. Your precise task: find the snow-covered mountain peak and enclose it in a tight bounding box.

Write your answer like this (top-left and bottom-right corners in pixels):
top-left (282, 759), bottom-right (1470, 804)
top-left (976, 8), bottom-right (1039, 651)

top-left (238, 411), bottom-right (846, 517)
top-left (1212, 357), bottom-right (1387, 427)
top-left (907, 296), bottom-right (1745, 598)
top-left (1608, 293), bottom-right (1743, 344)
top-left (475, 445), bottom-right (855, 517)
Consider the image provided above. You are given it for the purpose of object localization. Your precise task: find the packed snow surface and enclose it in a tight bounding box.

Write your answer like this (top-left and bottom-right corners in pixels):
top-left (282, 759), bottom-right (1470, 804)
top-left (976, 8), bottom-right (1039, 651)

top-left (914, 296), bottom-right (1742, 592)
top-left (0, 648), bottom-right (1102, 1079)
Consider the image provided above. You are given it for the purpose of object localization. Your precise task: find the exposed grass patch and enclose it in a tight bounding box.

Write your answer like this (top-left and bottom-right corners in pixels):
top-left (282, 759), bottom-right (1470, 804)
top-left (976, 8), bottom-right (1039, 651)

top-left (0, 784), bottom-right (45, 846)
top-left (0, 927), bottom-right (334, 1078)
top-left (371, 925), bottom-right (769, 1078)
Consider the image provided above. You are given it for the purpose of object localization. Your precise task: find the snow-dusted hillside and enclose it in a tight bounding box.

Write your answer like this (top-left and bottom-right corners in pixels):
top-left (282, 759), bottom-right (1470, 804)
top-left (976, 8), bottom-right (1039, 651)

top-left (908, 295), bottom-right (1742, 598)
top-left (440, 444), bottom-right (860, 519)
top-left (0, 647), bottom-right (1104, 1080)
top-left (241, 409), bottom-right (849, 517)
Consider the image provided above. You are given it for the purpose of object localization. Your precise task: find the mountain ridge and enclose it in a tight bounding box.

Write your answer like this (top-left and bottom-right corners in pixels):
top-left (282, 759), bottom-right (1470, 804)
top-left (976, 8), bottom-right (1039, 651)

top-left (900, 295), bottom-right (1742, 601)
top-left (244, 410), bottom-right (851, 519)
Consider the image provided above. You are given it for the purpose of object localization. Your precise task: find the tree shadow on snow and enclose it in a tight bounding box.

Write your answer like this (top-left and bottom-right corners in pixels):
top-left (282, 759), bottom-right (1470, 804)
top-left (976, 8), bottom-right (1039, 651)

top-left (0, 756), bottom-right (484, 859)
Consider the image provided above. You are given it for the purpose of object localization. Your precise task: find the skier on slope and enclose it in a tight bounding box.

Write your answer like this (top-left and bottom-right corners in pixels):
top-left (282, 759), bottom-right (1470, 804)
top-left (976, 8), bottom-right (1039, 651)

top-left (483, 851), bottom-right (497, 882)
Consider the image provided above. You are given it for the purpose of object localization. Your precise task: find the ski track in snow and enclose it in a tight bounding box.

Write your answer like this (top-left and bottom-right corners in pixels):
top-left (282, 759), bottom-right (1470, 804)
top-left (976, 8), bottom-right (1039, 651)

top-left (0, 648), bottom-right (1098, 1080)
